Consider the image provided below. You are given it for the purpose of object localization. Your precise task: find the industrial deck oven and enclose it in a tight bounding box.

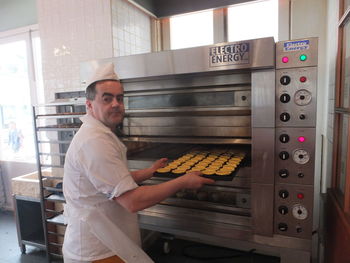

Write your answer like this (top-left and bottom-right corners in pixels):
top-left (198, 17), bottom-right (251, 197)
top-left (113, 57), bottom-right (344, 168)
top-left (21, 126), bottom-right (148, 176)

top-left (80, 37), bottom-right (318, 263)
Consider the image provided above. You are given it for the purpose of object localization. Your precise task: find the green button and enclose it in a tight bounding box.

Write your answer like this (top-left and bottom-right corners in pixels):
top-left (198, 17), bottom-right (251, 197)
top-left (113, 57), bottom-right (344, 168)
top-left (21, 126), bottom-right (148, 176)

top-left (299, 54), bottom-right (307, 61)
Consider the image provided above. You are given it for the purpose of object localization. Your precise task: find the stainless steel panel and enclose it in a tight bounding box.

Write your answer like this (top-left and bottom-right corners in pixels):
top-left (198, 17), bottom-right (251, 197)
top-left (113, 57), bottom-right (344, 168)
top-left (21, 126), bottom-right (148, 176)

top-left (139, 205), bottom-right (253, 240)
top-left (275, 67), bottom-right (317, 127)
top-left (123, 136), bottom-right (252, 145)
top-left (274, 184), bottom-right (314, 239)
top-left (275, 128), bottom-right (316, 185)
top-left (252, 128), bottom-right (275, 184)
top-left (125, 116), bottom-right (251, 127)
top-left (80, 38), bottom-right (274, 84)
top-left (252, 70), bottom-right (275, 127)
top-left (122, 74), bottom-right (251, 93)
top-left (251, 183), bottom-right (274, 236)
top-left (126, 126), bottom-right (251, 137)
top-left (125, 107), bottom-right (251, 117)
top-left (276, 38), bottom-right (318, 69)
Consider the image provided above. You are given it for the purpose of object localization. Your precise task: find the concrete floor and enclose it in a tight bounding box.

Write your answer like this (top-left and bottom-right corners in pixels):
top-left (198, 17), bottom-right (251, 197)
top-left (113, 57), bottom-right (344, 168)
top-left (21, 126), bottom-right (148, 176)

top-left (0, 210), bottom-right (280, 263)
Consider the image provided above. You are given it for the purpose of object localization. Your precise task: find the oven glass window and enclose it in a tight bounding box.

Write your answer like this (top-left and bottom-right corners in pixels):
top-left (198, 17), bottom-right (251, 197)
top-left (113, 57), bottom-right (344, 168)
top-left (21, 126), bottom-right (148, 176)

top-left (128, 91), bottom-right (243, 109)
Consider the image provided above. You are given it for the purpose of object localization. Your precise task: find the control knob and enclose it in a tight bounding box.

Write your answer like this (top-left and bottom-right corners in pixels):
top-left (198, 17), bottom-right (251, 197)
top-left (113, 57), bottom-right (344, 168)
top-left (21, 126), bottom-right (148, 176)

top-left (279, 151), bottom-right (289, 160)
top-left (292, 204), bottom-right (308, 220)
top-left (279, 169), bottom-right (289, 178)
top-left (293, 149), bottom-right (310, 164)
top-left (280, 93), bottom-right (291, 103)
top-left (280, 112), bottom-right (290, 122)
top-left (280, 75), bottom-right (291, 85)
top-left (278, 205), bottom-right (289, 215)
top-left (294, 89), bottom-right (312, 106)
top-left (279, 190), bottom-right (289, 199)
top-left (279, 134), bottom-right (290, 143)
top-left (278, 223), bottom-right (288, 231)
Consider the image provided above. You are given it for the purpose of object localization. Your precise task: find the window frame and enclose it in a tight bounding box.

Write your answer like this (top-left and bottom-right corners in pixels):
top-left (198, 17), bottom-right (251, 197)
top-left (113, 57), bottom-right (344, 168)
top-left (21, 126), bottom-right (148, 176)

top-left (157, 0), bottom-right (284, 51)
top-left (332, 1), bottom-right (350, 214)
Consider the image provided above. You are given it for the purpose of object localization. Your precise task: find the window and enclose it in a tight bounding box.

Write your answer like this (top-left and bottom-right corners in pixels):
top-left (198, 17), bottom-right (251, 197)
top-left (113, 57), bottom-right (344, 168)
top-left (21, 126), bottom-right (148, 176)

top-left (170, 10), bottom-right (213, 50)
top-left (0, 29), bottom-right (43, 163)
top-left (228, 0), bottom-right (278, 42)
top-left (333, 1), bottom-right (350, 210)
top-left (166, 0), bottom-right (278, 51)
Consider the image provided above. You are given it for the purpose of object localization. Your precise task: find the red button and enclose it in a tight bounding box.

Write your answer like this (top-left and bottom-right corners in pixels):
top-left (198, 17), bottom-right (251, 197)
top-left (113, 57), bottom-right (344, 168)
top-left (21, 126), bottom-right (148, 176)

top-left (300, 76), bottom-right (307, 82)
top-left (298, 136), bottom-right (306, 142)
top-left (297, 193), bottom-right (304, 199)
top-left (282, 56), bottom-right (289, 63)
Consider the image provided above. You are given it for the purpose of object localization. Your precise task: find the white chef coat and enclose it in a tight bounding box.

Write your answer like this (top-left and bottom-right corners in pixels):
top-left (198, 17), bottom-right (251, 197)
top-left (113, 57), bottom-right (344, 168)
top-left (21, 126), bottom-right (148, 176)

top-left (62, 114), bottom-right (143, 262)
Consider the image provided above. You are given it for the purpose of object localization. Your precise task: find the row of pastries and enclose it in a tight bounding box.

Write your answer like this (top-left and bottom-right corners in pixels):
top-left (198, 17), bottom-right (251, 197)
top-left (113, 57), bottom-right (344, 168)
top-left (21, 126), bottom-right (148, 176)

top-left (156, 149), bottom-right (245, 176)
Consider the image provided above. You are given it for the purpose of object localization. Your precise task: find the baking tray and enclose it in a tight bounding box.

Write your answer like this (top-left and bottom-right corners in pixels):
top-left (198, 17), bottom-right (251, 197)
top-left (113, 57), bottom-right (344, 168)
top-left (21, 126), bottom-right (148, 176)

top-left (153, 165), bottom-right (240, 181)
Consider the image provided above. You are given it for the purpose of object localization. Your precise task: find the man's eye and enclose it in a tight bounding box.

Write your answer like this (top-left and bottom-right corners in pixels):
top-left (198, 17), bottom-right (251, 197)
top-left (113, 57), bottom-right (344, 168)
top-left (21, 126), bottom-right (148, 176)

top-left (117, 96), bottom-right (124, 103)
top-left (103, 97), bottom-right (113, 103)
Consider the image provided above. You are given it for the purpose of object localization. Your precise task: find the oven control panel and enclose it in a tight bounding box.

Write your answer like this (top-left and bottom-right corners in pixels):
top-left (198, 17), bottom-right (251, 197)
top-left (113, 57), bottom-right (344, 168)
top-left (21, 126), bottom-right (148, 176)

top-left (276, 67), bottom-right (317, 127)
top-left (274, 38), bottom-right (317, 239)
top-left (274, 184), bottom-right (314, 239)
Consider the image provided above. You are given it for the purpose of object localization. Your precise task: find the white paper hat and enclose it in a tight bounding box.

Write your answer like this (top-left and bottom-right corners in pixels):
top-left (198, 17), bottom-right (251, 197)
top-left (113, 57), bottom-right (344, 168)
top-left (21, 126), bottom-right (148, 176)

top-left (86, 62), bottom-right (119, 88)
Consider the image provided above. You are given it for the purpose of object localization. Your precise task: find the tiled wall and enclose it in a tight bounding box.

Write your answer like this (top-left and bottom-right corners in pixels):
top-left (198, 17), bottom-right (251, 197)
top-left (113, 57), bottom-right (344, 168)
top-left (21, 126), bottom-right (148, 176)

top-left (112, 0), bottom-right (151, 56)
top-left (37, 0), bottom-right (152, 102)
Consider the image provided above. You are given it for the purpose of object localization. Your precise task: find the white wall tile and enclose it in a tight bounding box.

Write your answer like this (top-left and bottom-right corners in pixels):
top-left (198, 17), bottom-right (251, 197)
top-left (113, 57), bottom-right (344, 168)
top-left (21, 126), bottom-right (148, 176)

top-left (111, 0), bottom-right (151, 57)
top-left (37, 0), bottom-right (113, 101)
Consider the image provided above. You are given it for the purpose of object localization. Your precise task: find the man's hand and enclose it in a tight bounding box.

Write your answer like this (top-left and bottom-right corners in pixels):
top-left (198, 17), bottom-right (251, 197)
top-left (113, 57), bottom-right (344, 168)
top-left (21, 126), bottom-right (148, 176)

top-left (151, 158), bottom-right (168, 172)
top-left (180, 171), bottom-right (215, 189)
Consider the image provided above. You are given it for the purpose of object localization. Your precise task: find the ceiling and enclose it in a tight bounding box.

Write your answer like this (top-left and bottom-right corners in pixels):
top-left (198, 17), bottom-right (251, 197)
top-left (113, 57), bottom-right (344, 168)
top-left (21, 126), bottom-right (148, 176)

top-left (130, 0), bottom-right (256, 18)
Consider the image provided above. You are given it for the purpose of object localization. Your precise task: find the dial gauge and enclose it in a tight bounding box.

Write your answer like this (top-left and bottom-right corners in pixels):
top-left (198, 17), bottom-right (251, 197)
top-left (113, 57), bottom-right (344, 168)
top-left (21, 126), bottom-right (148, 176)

top-left (293, 149), bottom-right (310, 164)
top-left (292, 204), bottom-right (308, 220)
top-left (294, 89), bottom-right (312, 106)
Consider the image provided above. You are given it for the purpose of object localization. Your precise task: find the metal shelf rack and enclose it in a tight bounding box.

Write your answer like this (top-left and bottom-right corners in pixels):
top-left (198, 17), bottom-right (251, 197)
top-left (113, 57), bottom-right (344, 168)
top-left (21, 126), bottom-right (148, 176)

top-left (33, 99), bottom-right (85, 262)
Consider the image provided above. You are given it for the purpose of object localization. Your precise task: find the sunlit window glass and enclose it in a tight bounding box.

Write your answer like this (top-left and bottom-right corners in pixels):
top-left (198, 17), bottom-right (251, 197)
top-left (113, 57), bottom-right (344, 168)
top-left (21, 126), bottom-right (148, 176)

top-left (228, 0), bottom-right (278, 42)
top-left (170, 10), bottom-right (213, 50)
top-left (0, 40), bottom-right (36, 163)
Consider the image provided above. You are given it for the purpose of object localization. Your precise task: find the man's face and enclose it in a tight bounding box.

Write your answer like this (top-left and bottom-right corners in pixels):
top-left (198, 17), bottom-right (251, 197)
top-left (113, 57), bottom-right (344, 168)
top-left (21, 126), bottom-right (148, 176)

top-left (86, 80), bottom-right (125, 130)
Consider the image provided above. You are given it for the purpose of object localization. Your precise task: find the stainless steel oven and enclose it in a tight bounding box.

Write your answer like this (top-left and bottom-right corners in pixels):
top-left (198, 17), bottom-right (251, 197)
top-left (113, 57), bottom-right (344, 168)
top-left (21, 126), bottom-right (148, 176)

top-left (80, 37), bottom-right (318, 263)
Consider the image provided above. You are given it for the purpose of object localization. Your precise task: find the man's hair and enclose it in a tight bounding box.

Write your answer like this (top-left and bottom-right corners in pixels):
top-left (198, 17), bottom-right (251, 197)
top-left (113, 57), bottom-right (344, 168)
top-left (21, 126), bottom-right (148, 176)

top-left (85, 80), bottom-right (121, 100)
top-left (86, 82), bottom-right (97, 100)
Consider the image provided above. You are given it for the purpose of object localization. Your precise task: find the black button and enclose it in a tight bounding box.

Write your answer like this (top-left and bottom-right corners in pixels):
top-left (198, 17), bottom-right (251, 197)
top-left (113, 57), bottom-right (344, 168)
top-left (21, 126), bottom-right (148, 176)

top-left (279, 151), bottom-right (289, 160)
top-left (280, 75), bottom-right (291, 85)
top-left (278, 223), bottom-right (288, 231)
top-left (280, 112), bottom-right (290, 122)
top-left (279, 169), bottom-right (289, 178)
top-left (280, 93), bottom-right (291, 103)
top-left (278, 206), bottom-right (289, 215)
top-left (279, 134), bottom-right (290, 143)
top-left (279, 190), bottom-right (289, 199)
top-left (299, 114), bottom-right (306, 120)
top-left (298, 173), bottom-right (305, 178)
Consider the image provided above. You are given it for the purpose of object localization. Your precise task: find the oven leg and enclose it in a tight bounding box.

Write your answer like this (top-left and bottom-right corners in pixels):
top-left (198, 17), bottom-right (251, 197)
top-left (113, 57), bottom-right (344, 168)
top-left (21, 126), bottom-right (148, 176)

top-left (160, 233), bottom-right (175, 254)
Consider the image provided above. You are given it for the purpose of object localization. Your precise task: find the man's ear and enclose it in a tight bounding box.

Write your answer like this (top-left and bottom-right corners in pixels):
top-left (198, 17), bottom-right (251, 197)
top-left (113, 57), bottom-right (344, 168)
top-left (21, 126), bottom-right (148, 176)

top-left (86, 100), bottom-right (92, 112)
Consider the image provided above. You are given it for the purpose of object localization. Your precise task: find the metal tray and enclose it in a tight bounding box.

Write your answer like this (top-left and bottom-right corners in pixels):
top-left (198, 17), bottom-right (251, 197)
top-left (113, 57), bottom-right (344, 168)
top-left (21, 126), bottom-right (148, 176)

top-left (153, 165), bottom-right (240, 181)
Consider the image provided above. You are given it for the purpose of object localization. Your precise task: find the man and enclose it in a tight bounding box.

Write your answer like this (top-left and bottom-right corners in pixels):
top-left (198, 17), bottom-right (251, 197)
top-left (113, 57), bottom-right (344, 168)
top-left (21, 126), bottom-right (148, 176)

top-left (62, 63), bottom-right (214, 263)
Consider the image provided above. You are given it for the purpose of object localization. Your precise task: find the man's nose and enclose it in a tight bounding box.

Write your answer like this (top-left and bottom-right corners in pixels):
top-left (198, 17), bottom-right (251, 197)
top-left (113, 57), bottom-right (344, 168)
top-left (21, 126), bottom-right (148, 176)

top-left (111, 97), bottom-right (121, 107)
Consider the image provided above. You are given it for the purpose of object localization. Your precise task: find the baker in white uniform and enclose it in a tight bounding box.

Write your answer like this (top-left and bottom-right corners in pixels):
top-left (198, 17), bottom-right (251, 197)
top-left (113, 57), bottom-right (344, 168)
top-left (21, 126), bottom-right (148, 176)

top-left (62, 63), bottom-right (215, 263)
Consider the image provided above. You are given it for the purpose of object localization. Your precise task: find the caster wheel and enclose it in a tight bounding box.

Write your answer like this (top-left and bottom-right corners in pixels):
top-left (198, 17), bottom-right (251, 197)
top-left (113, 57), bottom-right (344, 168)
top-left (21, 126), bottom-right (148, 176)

top-left (163, 241), bottom-right (171, 254)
